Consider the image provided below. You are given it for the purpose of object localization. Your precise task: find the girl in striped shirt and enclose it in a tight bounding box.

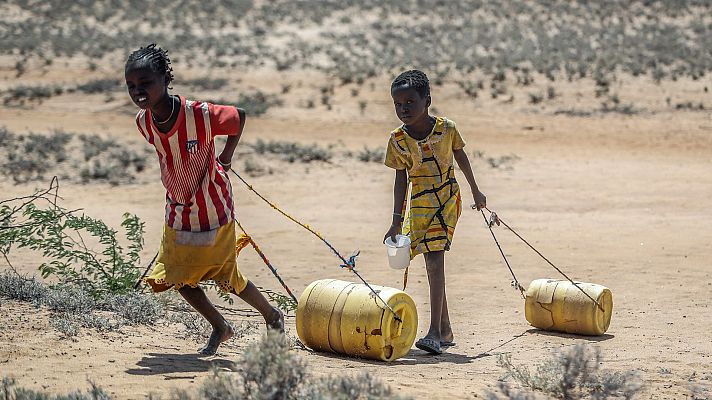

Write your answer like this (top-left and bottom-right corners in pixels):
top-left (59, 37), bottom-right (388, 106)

top-left (125, 44), bottom-right (283, 355)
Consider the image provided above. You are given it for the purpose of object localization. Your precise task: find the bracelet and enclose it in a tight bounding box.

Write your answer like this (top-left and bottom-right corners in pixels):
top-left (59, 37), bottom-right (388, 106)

top-left (392, 212), bottom-right (403, 220)
top-left (217, 157), bottom-right (231, 167)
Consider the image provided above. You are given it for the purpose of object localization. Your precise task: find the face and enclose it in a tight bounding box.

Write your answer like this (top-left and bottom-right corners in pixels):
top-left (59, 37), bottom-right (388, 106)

top-left (125, 65), bottom-right (168, 109)
top-left (391, 85), bottom-right (430, 125)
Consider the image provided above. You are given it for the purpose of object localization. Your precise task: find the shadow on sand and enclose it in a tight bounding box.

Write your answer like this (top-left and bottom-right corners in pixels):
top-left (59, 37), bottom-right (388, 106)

top-left (303, 332), bottom-right (530, 366)
top-left (525, 328), bottom-right (615, 342)
top-left (126, 353), bottom-right (235, 377)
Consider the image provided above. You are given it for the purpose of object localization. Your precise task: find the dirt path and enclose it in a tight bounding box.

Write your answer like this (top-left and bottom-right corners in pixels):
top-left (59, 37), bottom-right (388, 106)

top-left (1, 77), bottom-right (711, 399)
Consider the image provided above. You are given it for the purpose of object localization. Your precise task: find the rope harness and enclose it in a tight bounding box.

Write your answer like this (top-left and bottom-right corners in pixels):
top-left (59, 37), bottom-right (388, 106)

top-left (478, 206), bottom-right (605, 312)
top-left (233, 217), bottom-right (299, 304)
top-left (230, 170), bottom-right (402, 323)
top-left (133, 169), bottom-right (603, 318)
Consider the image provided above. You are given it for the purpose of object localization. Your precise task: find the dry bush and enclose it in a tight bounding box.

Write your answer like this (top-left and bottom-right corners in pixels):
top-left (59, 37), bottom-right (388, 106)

top-left (0, 128), bottom-right (149, 185)
top-left (0, 271), bottom-right (162, 337)
top-left (488, 344), bottom-right (643, 400)
top-left (0, 377), bottom-right (110, 400)
top-left (250, 139), bottom-right (333, 163)
top-left (163, 331), bottom-right (409, 400)
top-left (0, 271), bottom-right (47, 303)
top-left (356, 146), bottom-right (386, 163)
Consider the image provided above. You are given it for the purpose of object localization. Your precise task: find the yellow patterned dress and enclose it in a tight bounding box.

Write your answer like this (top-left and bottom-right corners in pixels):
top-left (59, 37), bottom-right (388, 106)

top-left (384, 117), bottom-right (465, 258)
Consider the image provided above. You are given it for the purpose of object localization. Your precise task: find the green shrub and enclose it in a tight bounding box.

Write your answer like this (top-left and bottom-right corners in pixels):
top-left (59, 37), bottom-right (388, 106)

top-left (1, 201), bottom-right (145, 298)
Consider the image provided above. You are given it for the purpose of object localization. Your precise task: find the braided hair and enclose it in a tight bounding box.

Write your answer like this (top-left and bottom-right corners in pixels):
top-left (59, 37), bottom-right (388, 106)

top-left (391, 69), bottom-right (430, 98)
top-left (125, 43), bottom-right (174, 86)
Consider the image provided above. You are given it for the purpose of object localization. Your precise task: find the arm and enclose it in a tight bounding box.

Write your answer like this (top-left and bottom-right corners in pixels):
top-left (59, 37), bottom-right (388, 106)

top-left (384, 168), bottom-right (408, 242)
top-left (217, 107), bottom-right (246, 170)
top-left (454, 148), bottom-right (487, 210)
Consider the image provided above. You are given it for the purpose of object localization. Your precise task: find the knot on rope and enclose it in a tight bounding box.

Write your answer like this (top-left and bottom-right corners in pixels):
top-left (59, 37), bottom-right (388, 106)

top-left (488, 211), bottom-right (501, 227)
top-left (339, 250), bottom-right (360, 271)
top-left (511, 280), bottom-right (526, 295)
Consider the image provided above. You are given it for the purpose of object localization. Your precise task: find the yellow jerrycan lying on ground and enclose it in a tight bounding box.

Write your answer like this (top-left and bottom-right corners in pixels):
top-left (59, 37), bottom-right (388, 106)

top-left (525, 278), bottom-right (613, 336)
top-left (296, 279), bottom-right (418, 361)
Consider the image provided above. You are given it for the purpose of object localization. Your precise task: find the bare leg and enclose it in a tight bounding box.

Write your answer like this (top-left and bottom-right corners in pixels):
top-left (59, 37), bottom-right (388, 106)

top-left (178, 285), bottom-right (234, 355)
top-left (233, 281), bottom-right (284, 331)
top-left (424, 251), bottom-right (446, 342)
top-left (440, 286), bottom-right (454, 344)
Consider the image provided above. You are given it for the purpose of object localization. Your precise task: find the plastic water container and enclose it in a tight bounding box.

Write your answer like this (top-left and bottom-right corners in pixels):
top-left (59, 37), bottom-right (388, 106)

top-left (525, 279), bottom-right (613, 336)
top-left (296, 279), bottom-right (418, 361)
top-left (384, 234), bottom-right (411, 269)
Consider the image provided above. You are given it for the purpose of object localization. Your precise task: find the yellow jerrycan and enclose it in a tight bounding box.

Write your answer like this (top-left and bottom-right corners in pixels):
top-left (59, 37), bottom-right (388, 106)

top-left (525, 279), bottom-right (613, 336)
top-left (296, 279), bottom-right (418, 361)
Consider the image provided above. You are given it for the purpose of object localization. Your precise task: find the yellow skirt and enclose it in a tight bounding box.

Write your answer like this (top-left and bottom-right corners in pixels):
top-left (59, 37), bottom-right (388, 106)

top-left (404, 178), bottom-right (462, 258)
top-left (145, 221), bottom-right (248, 294)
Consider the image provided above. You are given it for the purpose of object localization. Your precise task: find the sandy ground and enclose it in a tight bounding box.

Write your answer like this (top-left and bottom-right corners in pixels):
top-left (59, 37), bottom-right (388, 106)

top-left (1, 70), bottom-right (711, 399)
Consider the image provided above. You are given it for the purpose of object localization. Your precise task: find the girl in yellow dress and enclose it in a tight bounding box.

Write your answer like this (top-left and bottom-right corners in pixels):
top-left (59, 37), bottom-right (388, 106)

top-left (384, 70), bottom-right (487, 355)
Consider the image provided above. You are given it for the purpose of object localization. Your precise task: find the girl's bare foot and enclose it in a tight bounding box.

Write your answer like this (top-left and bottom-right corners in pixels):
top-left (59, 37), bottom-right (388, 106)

top-left (266, 307), bottom-right (284, 333)
top-left (198, 322), bottom-right (235, 356)
top-left (441, 323), bottom-right (454, 346)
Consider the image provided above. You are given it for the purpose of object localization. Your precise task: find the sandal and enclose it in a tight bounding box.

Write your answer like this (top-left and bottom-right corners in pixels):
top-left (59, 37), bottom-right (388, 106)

top-left (415, 337), bottom-right (442, 355)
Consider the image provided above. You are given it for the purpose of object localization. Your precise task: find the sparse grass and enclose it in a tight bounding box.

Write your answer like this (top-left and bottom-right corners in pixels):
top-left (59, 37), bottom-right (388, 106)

top-left (170, 331), bottom-right (410, 400)
top-left (183, 77), bottom-right (229, 91)
top-left (472, 151), bottom-right (521, 170)
top-left (355, 146), bottom-right (385, 163)
top-left (0, 271), bottom-right (162, 337)
top-left (209, 91), bottom-right (283, 117)
top-left (674, 101), bottom-right (706, 111)
top-left (0, 271), bottom-right (47, 303)
top-left (0, 376), bottom-right (111, 400)
top-left (242, 157), bottom-right (272, 177)
top-left (0, 128), bottom-right (148, 185)
top-left (488, 344), bottom-right (643, 400)
top-left (486, 154), bottom-right (521, 170)
top-left (1, 1), bottom-right (707, 112)
top-left (76, 79), bottom-right (120, 94)
top-left (0, 130), bottom-right (73, 183)
top-left (167, 311), bottom-right (258, 344)
top-left (251, 139), bottom-right (332, 163)
top-left (3, 84), bottom-right (62, 106)
top-left (554, 109), bottom-right (594, 117)
top-left (78, 135), bottom-right (148, 185)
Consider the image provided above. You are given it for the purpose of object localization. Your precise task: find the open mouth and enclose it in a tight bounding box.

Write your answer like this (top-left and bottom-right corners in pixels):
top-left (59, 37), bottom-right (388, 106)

top-left (135, 96), bottom-right (148, 106)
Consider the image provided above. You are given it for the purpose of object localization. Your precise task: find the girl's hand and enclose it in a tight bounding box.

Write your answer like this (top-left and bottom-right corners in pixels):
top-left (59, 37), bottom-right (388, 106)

top-left (472, 190), bottom-right (487, 211)
top-left (384, 222), bottom-right (402, 243)
top-left (217, 155), bottom-right (232, 171)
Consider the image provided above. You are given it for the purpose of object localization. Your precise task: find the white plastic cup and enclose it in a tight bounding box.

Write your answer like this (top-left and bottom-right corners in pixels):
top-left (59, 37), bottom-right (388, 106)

top-left (384, 234), bottom-right (411, 270)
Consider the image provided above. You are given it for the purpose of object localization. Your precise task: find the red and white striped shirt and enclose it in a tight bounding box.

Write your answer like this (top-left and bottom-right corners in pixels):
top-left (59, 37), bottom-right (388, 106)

top-left (135, 96), bottom-right (241, 232)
